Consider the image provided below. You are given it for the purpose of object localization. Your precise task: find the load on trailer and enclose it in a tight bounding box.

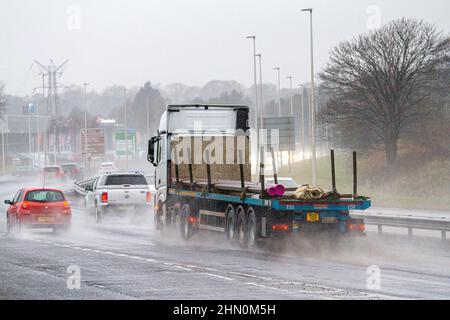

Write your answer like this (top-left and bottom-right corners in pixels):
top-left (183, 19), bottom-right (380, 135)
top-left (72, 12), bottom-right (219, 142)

top-left (147, 104), bottom-right (371, 248)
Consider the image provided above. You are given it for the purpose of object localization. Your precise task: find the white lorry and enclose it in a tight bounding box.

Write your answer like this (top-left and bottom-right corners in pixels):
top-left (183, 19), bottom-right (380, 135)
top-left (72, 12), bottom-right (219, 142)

top-left (147, 104), bottom-right (370, 246)
top-left (84, 173), bottom-right (152, 223)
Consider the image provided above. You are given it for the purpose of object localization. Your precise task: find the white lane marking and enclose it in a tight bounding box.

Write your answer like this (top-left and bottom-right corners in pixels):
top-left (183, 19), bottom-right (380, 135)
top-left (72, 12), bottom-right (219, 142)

top-left (23, 238), bottom-right (372, 298)
top-left (202, 273), bottom-right (235, 281)
top-left (184, 264), bottom-right (218, 272)
top-left (129, 256), bottom-right (147, 260)
top-left (228, 272), bottom-right (273, 281)
top-left (245, 282), bottom-right (287, 292)
top-left (174, 265), bottom-right (192, 271)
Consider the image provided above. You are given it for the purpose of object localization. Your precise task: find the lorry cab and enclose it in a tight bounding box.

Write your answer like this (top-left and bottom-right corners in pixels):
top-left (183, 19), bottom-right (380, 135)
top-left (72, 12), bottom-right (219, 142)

top-left (148, 104), bottom-right (250, 222)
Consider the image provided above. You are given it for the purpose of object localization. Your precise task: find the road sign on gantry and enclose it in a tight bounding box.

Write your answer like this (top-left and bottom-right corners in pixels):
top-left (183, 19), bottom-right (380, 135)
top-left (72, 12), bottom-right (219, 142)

top-left (81, 128), bottom-right (105, 156)
top-left (115, 128), bottom-right (136, 158)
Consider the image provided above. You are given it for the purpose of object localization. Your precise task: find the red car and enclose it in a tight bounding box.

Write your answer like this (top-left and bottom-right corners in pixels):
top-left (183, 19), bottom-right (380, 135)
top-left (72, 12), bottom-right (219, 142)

top-left (5, 187), bottom-right (71, 233)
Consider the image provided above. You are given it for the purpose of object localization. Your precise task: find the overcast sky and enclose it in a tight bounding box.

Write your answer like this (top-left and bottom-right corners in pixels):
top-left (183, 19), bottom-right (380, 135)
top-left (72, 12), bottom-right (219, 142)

top-left (1, 0), bottom-right (449, 95)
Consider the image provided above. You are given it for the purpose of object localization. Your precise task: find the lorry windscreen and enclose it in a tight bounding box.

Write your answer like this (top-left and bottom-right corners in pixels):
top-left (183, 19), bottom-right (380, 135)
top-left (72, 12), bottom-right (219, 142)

top-left (104, 175), bottom-right (147, 186)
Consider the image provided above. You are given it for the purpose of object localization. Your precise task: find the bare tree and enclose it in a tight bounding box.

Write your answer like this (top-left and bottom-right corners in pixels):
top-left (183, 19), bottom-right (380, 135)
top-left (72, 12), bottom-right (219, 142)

top-left (320, 18), bottom-right (449, 164)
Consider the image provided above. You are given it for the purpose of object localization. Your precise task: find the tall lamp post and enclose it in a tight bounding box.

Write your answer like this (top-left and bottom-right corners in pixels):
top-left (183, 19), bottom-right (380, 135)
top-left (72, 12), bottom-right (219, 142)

top-left (246, 36), bottom-right (259, 174)
top-left (255, 53), bottom-right (264, 167)
top-left (273, 67), bottom-right (281, 117)
top-left (246, 36), bottom-right (259, 132)
top-left (124, 89), bottom-right (129, 171)
top-left (146, 96), bottom-right (150, 139)
top-left (273, 67), bottom-right (282, 166)
top-left (286, 76), bottom-right (294, 116)
top-left (298, 84), bottom-right (306, 160)
top-left (286, 75), bottom-right (294, 172)
top-left (301, 8), bottom-right (317, 186)
top-left (255, 54), bottom-right (264, 130)
top-left (83, 83), bottom-right (89, 174)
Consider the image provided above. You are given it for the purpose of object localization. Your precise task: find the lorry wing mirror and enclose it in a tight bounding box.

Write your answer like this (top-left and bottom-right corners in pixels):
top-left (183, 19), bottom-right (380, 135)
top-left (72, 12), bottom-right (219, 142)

top-left (4, 200), bottom-right (12, 205)
top-left (147, 136), bottom-right (159, 166)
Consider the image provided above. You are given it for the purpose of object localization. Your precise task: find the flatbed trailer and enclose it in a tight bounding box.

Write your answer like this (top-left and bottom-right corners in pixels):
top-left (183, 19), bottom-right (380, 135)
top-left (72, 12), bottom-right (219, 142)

top-left (148, 104), bottom-right (371, 248)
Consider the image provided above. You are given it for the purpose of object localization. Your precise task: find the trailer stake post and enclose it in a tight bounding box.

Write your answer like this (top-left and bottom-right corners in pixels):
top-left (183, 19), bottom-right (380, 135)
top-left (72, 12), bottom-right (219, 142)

top-left (270, 146), bottom-right (278, 184)
top-left (238, 150), bottom-right (245, 189)
top-left (353, 151), bottom-right (358, 198)
top-left (206, 150), bottom-right (212, 193)
top-left (187, 147), bottom-right (193, 189)
top-left (330, 149), bottom-right (337, 193)
top-left (174, 150), bottom-right (180, 184)
top-left (259, 147), bottom-right (266, 198)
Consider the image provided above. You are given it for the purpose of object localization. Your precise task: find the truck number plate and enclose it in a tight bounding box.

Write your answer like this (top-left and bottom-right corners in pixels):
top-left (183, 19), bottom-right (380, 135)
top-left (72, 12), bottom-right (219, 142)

top-left (306, 212), bottom-right (320, 222)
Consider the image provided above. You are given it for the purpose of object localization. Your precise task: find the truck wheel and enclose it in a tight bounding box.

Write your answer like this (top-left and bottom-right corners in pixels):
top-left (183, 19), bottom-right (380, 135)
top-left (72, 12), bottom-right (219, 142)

top-left (180, 204), bottom-right (193, 240)
top-left (246, 208), bottom-right (257, 249)
top-left (225, 205), bottom-right (236, 242)
top-left (236, 206), bottom-right (247, 248)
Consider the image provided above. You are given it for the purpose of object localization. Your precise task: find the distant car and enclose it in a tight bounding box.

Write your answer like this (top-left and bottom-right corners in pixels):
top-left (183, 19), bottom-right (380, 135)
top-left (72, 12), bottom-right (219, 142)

top-left (60, 163), bottom-right (82, 180)
top-left (98, 162), bottom-right (118, 174)
top-left (265, 177), bottom-right (298, 188)
top-left (42, 165), bottom-right (66, 184)
top-left (5, 187), bottom-right (71, 233)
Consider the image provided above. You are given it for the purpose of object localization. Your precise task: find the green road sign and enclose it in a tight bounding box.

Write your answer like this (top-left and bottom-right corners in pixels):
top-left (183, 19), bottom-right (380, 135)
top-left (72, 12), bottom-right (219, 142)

top-left (115, 128), bottom-right (136, 157)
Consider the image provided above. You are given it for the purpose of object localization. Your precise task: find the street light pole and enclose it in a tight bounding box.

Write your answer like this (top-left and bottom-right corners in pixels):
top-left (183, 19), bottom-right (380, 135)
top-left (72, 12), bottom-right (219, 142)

top-left (298, 84), bottom-right (306, 160)
top-left (286, 76), bottom-right (294, 117)
top-left (255, 54), bottom-right (264, 130)
top-left (146, 96), bottom-right (150, 139)
top-left (302, 8), bottom-right (317, 186)
top-left (273, 67), bottom-right (282, 166)
top-left (255, 53), bottom-right (264, 168)
top-left (27, 104), bottom-right (32, 156)
top-left (42, 74), bottom-right (48, 167)
top-left (273, 67), bottom-right (281, 117)
top-left (286, 76), bottom-right (294, 172)
top-left (1, 125), bottom-right (4, 174)
top-left (124, 89), bottom-right (129, 171)
top-left (246, 36), bottom-right (259, 175)
top-left (83, 83), bottom-right (89, 174)
top-left (246, 36), bottom-right (258, 132)
top-left (37, 74), bottom-right (46, 167)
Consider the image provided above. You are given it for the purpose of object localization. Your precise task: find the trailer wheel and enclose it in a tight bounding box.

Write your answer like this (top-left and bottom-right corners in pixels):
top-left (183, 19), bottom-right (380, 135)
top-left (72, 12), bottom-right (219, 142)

top-left (180, 204), bottom-right (193, 240)
top-left (246, 208), bottom-right (257, 249)
top-left (236, 205), bottom-right (247, 248)
top-left (225, 204), bottom-right (236, 242)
